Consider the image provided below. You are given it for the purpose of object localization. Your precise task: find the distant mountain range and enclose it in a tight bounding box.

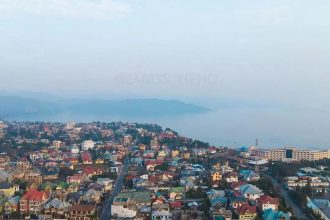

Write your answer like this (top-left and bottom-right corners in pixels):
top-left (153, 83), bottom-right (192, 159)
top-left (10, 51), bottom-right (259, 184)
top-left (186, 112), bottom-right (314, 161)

top-left (0, 96), bottom-right (210, 118)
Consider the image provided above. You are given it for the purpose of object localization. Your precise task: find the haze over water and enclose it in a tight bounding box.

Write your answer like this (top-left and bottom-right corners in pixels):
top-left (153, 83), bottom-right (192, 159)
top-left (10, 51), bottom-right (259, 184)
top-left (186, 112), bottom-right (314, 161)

top-left (9, 106), bottom-right (330, 150)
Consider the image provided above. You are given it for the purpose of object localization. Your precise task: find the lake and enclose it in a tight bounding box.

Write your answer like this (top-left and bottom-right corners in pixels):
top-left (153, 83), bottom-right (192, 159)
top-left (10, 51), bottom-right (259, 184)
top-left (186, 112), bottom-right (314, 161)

top-left (7, 107), bottom-right (330, 149)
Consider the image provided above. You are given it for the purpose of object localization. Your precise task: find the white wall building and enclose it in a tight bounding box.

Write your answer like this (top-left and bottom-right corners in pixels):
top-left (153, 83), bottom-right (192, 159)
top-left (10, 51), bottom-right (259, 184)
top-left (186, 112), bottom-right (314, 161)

top-left (82, 140), bottom-right (95, 151)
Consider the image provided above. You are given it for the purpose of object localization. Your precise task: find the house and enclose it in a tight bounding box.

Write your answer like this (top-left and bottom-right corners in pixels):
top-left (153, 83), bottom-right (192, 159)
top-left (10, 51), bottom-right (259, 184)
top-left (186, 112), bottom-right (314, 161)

top-left (67, 192), bottom-right (83, 204)
top-left (231, 181), bottom-right (247, 191)
top-left (0, 197), bottom-right (7, 214)
top-left (161, 172), bottom-right (176, 182)
top-left (170, 201), bottom-right (182, 209)
top-left (171, 150), bottom-right (180, 158)
top-left (55, 181), bottom-right (69, 199)
top-left (208, 146), bottom-right (218, 154)
top-left (169, 187), bottom-right (185, 200)
top-left (112, 197), bottom-right (137, 218)
top-left (81, 151), bottom-right (93, 164)
top-left (221, 163), bottom-right (234, 174)
top-left (67, 174), bottom-right (89, 184)
top-left (225, 172), bottom-right (239, 183)
top-left (67, 183), bottom-right (79, 193)
top-left (25, 170), bottom-right (43, 184)
top-left (67, 157), bottom-right (78, 165)
top-left (239, 184), bottom-right (263, 201)
top-left (145, 160), bottom-right (163, 171)
top-left (95, 157), bottom-right (104, 164)
top-left (307, 197), bottom-right (330, 220)
top-left (210, 171), bottom-right (222, 184)
top-left (119, 191), bottom-right (151, 207)
top-left (82, 166), bottom-right (104, 177)
top-left (44, 198), bottom-right (71, 216)
top-left (17, 157), bottom-right (31, 171)
top-left (262, 209), bottom-right (290, 220)
top-left (256, 195), bottom-right (280, 211)
top-left (230, 196), bottom-right (247, 209)
top-left (4, 196), bottom-right (20, 214)
top-left (88, 182), bottom-right (103, 192)
top-left (41, 182), bottom-right (54, 193)
top-left (0, 171), bottom-right (9, 182)
top-left (239, 170), bottom-right (260, 182)
top-left (207, 189), bottom-right (225, 199)
top-left (81, 140), bottom-right (95, 151)
top-left (83, 189), bottom-right (102, 203)
top-left (212, 208), bottom-right (232, 220)
top-left (0, 182), bottom-right (19, 197)
top-left (43, 167), bottom-right (59, 180)
top-left (151, 205), bottom-right (172, 220)
top-left (96, 178), bottom-right (113, 191)
top-left (158, 150), bottom-right (167, 159)
top-left (112, 191), bottom-right (151, 218)
top-left (68, 204), bottom-right (96, 220)
top-left (211, 197), bottom-right (228, 207)
top-left (182, 152), bottom-right (191, 160)
top-left (236, 203), bottom-right (257, 220)
top-left (20, 189), bottom-right (49, 214)
top-left (151, 209), bottom-right (172, 220)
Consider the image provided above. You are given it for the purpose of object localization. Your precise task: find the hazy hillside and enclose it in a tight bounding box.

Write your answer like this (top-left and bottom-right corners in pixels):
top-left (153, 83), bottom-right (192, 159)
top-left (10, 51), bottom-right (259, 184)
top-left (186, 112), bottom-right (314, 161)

top-left (0, 96), bottom-right (60, 117)
top-left (0, 96), bottom-right (210, 118)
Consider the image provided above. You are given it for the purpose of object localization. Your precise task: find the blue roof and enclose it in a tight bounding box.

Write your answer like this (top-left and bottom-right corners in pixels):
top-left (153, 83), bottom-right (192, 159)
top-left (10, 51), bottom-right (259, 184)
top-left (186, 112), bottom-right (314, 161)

top-left (262, 209), bottom-right (290, 220)
top-left (211, 197), bottom-right (227, 206)
top-left (297, 172), bottom-right (307, 177)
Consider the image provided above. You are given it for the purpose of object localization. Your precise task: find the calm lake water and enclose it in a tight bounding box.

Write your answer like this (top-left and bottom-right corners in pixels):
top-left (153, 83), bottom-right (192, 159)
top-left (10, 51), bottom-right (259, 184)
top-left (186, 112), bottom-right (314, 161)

top-left (7, 107), bottom-right (330, 149)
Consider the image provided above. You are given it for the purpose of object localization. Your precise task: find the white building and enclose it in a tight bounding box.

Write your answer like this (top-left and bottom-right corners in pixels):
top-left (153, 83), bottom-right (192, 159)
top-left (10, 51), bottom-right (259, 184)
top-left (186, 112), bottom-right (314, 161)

top-left (152, 210), bottom-right (172, 220)
top-left (111, 197), bottom-right (136, 218)
top-left (81, 140), bottom-right (95, 151)
top-left (240, 184), bottom-right (263, 201)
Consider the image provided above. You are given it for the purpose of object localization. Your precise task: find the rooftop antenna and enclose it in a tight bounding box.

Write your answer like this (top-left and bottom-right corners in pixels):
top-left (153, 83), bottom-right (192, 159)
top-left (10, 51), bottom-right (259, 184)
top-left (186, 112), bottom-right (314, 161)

top-left (256, 138), bottom-right (259, 148)
top-left (255, 138), bottom-right (259, 172)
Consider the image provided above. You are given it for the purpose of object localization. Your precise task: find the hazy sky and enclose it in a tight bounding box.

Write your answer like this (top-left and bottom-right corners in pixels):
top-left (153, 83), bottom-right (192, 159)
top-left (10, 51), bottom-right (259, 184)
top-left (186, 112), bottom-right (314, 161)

top-left (1, 0), bottom-right (330, 107)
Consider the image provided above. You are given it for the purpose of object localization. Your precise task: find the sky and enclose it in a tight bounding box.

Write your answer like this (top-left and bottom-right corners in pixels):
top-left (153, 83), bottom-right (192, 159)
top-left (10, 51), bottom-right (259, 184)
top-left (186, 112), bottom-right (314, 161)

top-left (1, 0), bottom-right (330, 108)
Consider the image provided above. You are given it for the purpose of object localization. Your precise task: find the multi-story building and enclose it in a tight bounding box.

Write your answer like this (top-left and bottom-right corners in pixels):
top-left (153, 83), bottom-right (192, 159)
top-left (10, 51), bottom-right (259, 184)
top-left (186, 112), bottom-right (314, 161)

top-left (311, 150), bottom-right (330, 161)
top-left (257, 148), bottom-right (330, 162)
top-left (81, 140), bottom-right (95, 151)
top-left (20, 189), bottom-right (49, 214)
top-left (123, 134), bottom-right (133, 145)
top-left (111, 191), bottom-right (151, 219)
top-left (285, 176), bottom-right (330, 188)
top-left (52, 140), bottom-right (62, 149)
top-left (68, 204), bottom-right (96, 220)
top-left (17, 157), bottom-right (31, 171)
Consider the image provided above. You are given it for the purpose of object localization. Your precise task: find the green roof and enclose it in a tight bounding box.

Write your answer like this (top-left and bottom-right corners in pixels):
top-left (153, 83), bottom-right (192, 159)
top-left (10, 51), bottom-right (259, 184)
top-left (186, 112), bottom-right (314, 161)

top-left (169, 187), bottom-right (185, 193)
top-left (117, 191), bottom-right (151, 203)
top-left (114, 197), bottom-right (129, 202)
top-left (213, 216), bottom-right (225, 220)
top-left (57, 181), bottom-right (69, 189)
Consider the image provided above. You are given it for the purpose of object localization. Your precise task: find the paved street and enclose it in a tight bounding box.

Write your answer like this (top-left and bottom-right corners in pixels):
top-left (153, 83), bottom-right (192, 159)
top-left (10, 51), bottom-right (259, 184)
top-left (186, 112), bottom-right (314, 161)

top-left (100, 156), bottom-right (130, 220)
top-left (264, 174), bottom-right (309, 220)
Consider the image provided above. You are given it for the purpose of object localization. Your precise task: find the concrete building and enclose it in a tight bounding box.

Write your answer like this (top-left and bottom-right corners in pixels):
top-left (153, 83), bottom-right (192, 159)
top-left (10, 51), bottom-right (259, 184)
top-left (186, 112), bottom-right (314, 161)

top-left (257, 147), bottom-right (330, 162)
top-left (81, 140), bottom-right (95, 151)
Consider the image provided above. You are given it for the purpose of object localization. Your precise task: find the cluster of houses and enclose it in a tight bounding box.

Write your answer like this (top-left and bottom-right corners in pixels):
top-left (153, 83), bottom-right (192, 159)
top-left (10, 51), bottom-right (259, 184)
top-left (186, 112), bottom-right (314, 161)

top-left (285, 167), bottom-right (330, 191)
top-left (0, 121), bottom-right (304, 219)
top-left (0, 144), bottom-right (121, 219)
top-left (109, 142), bottom-right (291, 220)
top-left (0, 121), bottom-right (143, 219)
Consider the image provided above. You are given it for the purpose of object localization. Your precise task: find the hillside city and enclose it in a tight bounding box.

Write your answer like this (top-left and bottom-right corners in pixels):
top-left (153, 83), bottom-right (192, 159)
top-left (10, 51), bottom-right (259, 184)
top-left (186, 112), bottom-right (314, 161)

top-left (0, 120), bottom-right (330, 220)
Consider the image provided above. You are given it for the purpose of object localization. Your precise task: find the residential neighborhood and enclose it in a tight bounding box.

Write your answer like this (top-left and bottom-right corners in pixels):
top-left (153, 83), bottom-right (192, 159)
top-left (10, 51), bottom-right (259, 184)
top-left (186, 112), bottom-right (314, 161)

top-left (0, 121), bottom-right (329, 219)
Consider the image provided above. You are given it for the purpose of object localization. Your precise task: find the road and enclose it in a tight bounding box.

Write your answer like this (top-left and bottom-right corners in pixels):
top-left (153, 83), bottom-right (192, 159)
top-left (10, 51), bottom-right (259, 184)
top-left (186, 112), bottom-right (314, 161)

top-left (100, 156), bottom-right (130, 220)
top-left (264, 174), bottom-right (308, 220)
